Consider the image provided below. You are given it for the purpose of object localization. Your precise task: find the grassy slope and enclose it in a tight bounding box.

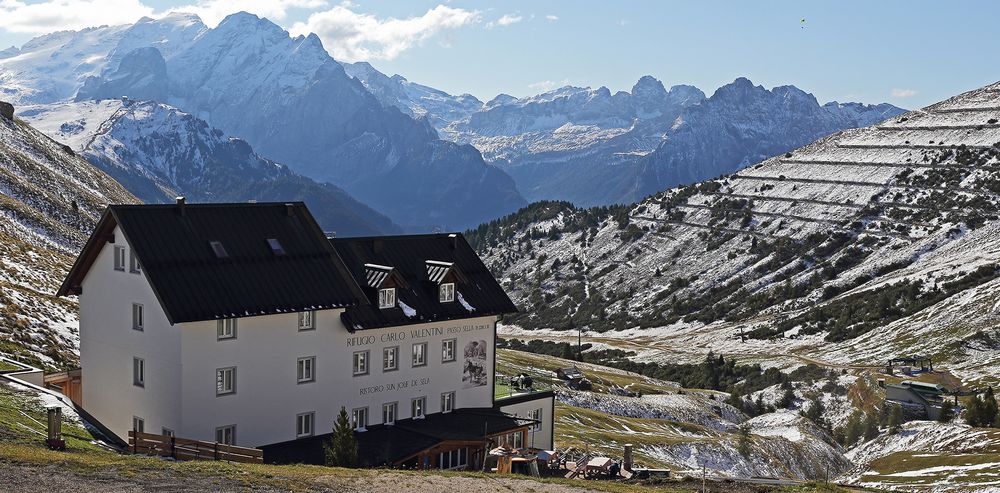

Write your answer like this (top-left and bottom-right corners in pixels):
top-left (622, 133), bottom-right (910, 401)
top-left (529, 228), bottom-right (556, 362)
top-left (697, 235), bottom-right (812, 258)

top-left (0, 378), bottom-right (857, 493)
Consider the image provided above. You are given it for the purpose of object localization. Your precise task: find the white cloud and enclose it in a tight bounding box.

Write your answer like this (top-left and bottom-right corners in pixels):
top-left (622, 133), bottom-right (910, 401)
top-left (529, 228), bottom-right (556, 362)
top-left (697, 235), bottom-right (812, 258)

top-left (496, 13), bottom-right (522, 26)
top-left (545, 14), bottom-right (558, 22)
top-left (486, 12), bottom-right (522, 29)
top-left (0, 0), bottom-right (154, 33)
top-left (290, 2), bottom-right (479, 61)
top-left (528, 78), bottom-right (569, 92)
top-left (890, 88), bottom-right (918, 98)
top-left (0, 0), bottom-right (330, 33)
top-left (169, 0), bottom-right (329, 27)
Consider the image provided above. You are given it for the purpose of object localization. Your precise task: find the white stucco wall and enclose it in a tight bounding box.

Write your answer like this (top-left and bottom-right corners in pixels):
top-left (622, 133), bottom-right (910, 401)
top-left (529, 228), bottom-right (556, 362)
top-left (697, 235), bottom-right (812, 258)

top-left (79, 225), bottom-right (182, 441)
top-left (498, 395), bottom-right (555, 450)
top-left (179, 312), bottom-right (498, 447)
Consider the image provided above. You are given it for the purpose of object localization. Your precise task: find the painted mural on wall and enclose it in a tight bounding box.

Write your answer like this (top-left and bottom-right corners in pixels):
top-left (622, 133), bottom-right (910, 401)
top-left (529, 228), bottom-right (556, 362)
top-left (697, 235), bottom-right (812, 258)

top-left (463, 340), bottom-right (488, 388)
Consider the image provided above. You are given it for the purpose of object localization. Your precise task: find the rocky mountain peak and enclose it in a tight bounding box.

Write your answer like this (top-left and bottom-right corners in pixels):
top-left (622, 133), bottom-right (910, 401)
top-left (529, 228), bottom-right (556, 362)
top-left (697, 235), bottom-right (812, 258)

top-left (631, 75), bottom-right (669, 99)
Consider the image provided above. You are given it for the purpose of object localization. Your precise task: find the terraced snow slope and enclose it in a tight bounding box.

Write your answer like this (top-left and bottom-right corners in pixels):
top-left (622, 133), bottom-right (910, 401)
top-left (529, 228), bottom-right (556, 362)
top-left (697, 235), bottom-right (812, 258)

top-left (473, 80), bottom-right (1000, 386)
top-left (0, 109), bottom-right (137, 367)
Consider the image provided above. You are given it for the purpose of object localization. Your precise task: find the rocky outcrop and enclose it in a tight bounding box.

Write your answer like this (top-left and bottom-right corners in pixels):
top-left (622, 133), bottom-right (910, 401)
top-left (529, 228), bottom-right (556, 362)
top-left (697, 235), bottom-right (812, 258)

top-left (0, 101), bottom-right (13, 120)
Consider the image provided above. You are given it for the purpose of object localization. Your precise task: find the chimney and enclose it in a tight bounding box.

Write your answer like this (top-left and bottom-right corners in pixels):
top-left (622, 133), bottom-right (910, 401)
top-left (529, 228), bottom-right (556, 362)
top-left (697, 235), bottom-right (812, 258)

top-left (448, 233), bottom-right (458, 250)
top-left (285, 203), bottom-right (295, 217)
top-left (176, 196), bottom-right (186, 216)
top-left (623, 444), bottom-right (633, 472)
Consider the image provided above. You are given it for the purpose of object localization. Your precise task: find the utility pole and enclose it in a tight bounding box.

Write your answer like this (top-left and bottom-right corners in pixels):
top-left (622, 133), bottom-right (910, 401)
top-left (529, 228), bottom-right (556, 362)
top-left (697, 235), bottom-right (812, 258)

top-left (702, 465), bottom-right (707, 493)
top-left (577, 325), bottom-right (582, 358)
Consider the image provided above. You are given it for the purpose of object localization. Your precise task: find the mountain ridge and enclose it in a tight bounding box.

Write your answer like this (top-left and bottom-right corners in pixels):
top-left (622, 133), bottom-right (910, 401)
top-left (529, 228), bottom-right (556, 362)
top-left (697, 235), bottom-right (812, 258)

top-left (17, 99), bottom-right (400, 236)
top-left (468, 79), bottom-right (1000, 386)
top-left (345, 63), bottom-right (906, 206)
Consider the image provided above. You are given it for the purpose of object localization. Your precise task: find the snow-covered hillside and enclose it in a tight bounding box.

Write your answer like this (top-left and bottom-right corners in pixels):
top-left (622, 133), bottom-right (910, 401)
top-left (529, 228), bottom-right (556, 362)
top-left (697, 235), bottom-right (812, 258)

top-left (472, 80), bottom-right (1000, 386)
top-left (17, 99), bottom-right (399, 236)
top-left (0, 104), bottom-right (137, 367)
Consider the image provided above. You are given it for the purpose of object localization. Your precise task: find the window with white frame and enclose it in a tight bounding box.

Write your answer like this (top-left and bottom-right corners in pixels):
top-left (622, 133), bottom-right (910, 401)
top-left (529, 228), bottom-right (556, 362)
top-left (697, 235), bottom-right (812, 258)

top-left (412, 342), bottom-right (427, 367)
top-left (441, 391), bottom-right (455, 413)
top-left (132, 357), bottom-right (144, 387)
top-left (441, 339), bottom-right (456, 362)
top-left (382, 402), bottom-right (397, 425)
top-left (217, 318), bottom-right (236, 340)
top-left (296, 412), bottom-right (315, 438)
top-left (352, 407), bottom-right (368, 430)
top-left (216, 367), bottom-right (236, 395)
top-left (114, 246), bottom-right (126, 271)
top-left (500, 431), bottom-right (523, 449)
top-left (132, 416), bottom-right (144, 433)
top-left (297, 311), bottom-right (315, 330)
top-left (129, 250), bottom-right (141, 274)
top-left (528, 408), bottom-right (543, 432)
top-left (216, 425), bottom-right (236, 445)
top-left (411, 396), bottom-right (426, 419)
top-left (378, 288), bottom-right (396, 309)
top-left (383, 346), bottom-right (398, 372)
top-left (439, 282), bottom-right (455, 303)
top-left (438, 447), bottom-right (468, 470)
top-left (132, 303), bottom-right (144, 331)
top-left (297, 356), bottom-right (315, 383)
top-left (353, 350), bottom-right (369, 376)
top-left (162, 428), bottom-right (174, 437)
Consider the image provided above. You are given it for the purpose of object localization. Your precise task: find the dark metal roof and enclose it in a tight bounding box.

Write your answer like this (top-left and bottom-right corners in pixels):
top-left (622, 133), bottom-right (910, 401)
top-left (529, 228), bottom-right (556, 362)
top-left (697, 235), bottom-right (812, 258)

top-left (59, 202), bottom-right (367, 324)
top-left (330, 233), bottom-right (517, 331)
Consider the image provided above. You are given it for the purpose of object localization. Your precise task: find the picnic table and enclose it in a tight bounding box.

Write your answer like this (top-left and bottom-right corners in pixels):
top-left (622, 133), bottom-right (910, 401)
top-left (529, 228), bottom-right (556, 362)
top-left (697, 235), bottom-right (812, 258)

top-left (585, 457), bottom-right (613, 478)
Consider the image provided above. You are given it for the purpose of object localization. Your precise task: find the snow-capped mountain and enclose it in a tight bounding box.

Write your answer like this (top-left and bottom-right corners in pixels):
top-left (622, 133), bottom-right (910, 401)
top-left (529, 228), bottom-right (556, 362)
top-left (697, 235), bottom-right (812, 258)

top-left (0, 13), bottom-right (206, 105)
top-left (0, 102), bottom-right (137, 367)
top-left (17, 99), bottom-right (399, 236)
top-left (471, 79), bottom-right (1000, 386)
top-left (346, 64), bottom-right (905, 206)
top-left (342, 61), bottom-right (485, 131)
top-left (1, 12), bottom-right (526, 231)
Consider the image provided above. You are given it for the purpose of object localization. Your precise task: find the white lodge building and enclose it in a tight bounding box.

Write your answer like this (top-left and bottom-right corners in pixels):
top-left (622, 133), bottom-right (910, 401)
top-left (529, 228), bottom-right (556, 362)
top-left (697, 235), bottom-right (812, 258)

top-left (58, 201), bottom-right (554, 469)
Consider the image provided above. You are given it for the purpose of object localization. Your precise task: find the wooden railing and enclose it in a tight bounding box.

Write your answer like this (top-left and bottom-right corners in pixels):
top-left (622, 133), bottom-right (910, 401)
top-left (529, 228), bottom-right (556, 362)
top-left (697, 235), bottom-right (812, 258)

top-left (128, 431), bottom-right (263, 463)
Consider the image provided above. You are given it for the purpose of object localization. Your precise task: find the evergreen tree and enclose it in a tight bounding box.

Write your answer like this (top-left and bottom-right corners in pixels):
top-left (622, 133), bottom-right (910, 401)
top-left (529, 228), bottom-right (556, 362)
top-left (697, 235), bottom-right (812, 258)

top-left (325, 407), bottom-right (358, 467)
top-left (560, 343), bottom-right (575, 361)
top-left (937, 402), bottom-right (954, 424)
top-left (726, 386), bottom-right (744, 411)
top-left (843, 412), bottom-right (863, 447)
top-left (966, 394), bottom-right (986, 427)
top-left (862, 412), bottom-right (880, 441)
top-left (803, 397), bottom-right (825, 425)
top-left (888, 405), bottom-right (904, 434)
top-left (737, 423), bottom-right (752, 458)
top-left (777, 381), bottom-right (795, 409)
top-left (701, 351), bottom-right (720, 390)
top-left (983, 387), bottom-right (998, 427)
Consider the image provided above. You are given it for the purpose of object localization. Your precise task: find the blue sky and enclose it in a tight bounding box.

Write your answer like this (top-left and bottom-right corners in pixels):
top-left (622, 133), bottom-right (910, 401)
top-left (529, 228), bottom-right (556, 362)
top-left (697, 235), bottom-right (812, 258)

top-left (2, 0), bottom-right (999, 107)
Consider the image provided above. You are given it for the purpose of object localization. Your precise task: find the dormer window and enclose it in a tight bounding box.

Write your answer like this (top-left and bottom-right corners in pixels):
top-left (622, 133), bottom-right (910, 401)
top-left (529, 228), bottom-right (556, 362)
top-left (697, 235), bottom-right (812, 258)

top-left (298, 311), bottom-right (315, 330)
top-left (439, 282), bottom-right (455, 303)
top-left (267, 238), bottom-right (285, 256)
top-left (378, 288), bottom-right (396, 309)
top-left (209, 241), bottom-right (229, 259)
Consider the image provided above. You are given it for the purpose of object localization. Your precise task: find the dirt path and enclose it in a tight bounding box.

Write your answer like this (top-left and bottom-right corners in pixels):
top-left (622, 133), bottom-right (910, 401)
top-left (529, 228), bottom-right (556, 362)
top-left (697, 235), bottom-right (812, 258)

top-left (0, 461), bottom-right (604, 493)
